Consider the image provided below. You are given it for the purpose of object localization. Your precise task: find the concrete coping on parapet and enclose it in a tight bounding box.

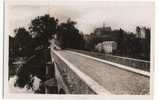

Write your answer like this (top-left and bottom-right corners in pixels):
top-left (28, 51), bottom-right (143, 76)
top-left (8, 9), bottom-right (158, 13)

top-left (52, 49), bottom-right (112, 95)
top-left (104, 53), bottom-right (150, 63)
top-left (69, 49), bottom-right (150, 63)
top-left (67, 51), bottom-right (150, 77)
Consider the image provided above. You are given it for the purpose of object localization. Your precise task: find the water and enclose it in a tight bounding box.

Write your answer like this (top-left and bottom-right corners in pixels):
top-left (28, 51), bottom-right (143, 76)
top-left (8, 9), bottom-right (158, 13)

top-left (9, 75), bottom-right (41, 93)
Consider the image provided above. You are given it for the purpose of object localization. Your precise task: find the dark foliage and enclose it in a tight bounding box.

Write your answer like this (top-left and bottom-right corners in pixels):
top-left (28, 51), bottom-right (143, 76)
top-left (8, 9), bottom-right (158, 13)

top-left (14, 28), bottom-right (32, 48)
top-left (14, 28), bottom-right (32, 57)
top-left (57, 18), bottom-right (85, 49)
top-left (29, 14), bottom-right (58, 48)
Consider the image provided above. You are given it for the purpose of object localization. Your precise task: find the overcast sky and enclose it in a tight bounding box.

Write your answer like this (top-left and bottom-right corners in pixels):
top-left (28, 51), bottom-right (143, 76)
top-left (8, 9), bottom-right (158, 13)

top-left (7, 1), bottom-right (154, 36)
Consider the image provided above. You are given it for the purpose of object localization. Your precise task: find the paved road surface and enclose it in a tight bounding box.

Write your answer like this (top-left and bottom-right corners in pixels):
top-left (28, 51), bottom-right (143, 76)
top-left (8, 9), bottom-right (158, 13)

top-left (56, 50), bottom-right (149, 95)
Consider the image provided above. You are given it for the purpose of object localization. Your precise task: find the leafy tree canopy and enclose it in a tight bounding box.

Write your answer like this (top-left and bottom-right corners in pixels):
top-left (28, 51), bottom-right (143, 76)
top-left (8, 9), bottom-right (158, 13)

top-left (14, 27), bottom-right (32, 49)
top-left (29, 14), bottom-right (58, 47)
top-left (57, 18), bottom-right (84, 49)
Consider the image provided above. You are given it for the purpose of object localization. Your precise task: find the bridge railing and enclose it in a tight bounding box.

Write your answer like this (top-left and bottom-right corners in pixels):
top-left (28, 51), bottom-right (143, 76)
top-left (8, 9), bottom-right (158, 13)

top-left (69, 49), bottom-right (150, 72)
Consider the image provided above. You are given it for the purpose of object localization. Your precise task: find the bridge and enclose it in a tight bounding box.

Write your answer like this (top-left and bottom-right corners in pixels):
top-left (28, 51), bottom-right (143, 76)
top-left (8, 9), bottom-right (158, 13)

top-left (49, 45), bottom-right (150, 95)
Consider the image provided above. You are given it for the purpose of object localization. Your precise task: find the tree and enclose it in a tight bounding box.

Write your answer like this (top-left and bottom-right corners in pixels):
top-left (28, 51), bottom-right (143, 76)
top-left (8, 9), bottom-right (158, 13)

top-left (14, 28), bottom-right (33, 57)
top-left (114, 28), bottom-right (125, 54)
top-left (144, 27), bottom-right (151, 60)
top-left (14, 27), bottom-right (32, 51)
top-left (29, 14), bottom-right (58, 47)
top-left (57, 18), bottom-right (84, 49)
top-left (9, 36), bottom-right (17, 65)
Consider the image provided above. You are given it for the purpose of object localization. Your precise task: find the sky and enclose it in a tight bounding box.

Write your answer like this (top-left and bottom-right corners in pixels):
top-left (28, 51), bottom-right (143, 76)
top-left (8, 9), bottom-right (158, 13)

top-left (7, 1), bottom-right (154, 36)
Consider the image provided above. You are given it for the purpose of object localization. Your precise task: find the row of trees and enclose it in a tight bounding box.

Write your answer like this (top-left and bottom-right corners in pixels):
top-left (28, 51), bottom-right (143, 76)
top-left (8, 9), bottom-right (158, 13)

top-left (9, 14), bottom-right (85, 60)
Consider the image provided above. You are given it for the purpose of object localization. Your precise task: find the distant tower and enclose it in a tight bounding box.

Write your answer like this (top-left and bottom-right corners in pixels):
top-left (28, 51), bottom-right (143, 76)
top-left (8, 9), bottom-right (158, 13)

top-left (136, 26), bottom-right (141, 38)
top-left (103, 22), bottom-right (105, 28)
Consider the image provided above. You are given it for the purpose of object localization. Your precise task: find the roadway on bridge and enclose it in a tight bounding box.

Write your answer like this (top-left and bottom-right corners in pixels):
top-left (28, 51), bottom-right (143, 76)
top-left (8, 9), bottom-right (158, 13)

top-left (56, 50), bottom-right (149, 95)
